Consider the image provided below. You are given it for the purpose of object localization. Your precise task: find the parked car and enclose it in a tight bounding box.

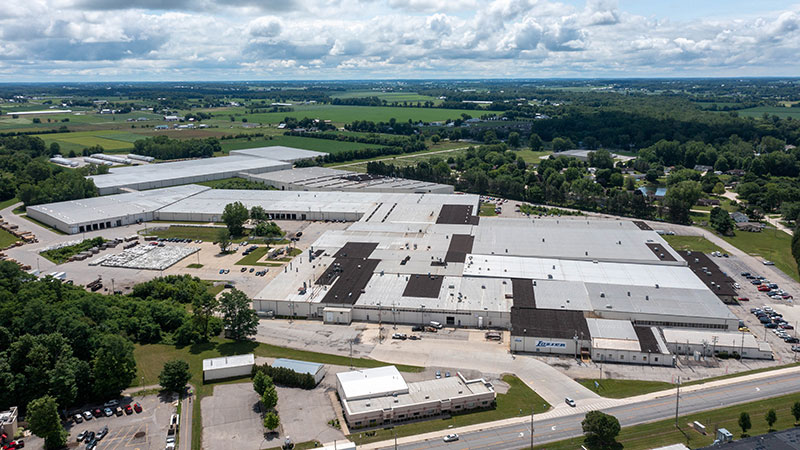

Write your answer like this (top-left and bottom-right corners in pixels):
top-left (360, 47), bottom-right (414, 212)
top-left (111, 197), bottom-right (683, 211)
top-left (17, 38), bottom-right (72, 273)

top-left (792, 346), bottom-right (800, 352)
top-left (240, 267), bottom-right (247, 272)
top-left (133, 403), bottom-right (142, 413)
top-left (565, 397), bottom-right (576, 407)
top-left (764, 260), bottom-right (775, 265)
top-left (765, 323), bottom-right (778, 328)
top-left (392, 333), bottom-right (407, 340)
top-left (443, 434), bottom-right (459, 442)
top-left (76, 431), bottom-right (87, 442)
top-left (785, 337), bottom-right (799, 344)
top-left (124, 405), bottom-right (133, 415)
top-left (115, 407), bottom-right (123, 416)
top-left (445, 371), bottom-right (451, 378)
top-left (85, 431), bottom-right (95, 443)
top-left (738, 297), bottom-right (749, 302)
top-left (103, 400), bottom-right (119, 408)
top-left (408, 335), bottom-right (420, 340)
top-left (435, 371), bottom-right (442, 379)
top-left (96, 427), bottom-right (108, 441)
top-left (104, 407), bottom-right (113, 417)
top-left (411, 325), bottom-right (423, 332)
top-left (74, 413), bottom-right (84, 424)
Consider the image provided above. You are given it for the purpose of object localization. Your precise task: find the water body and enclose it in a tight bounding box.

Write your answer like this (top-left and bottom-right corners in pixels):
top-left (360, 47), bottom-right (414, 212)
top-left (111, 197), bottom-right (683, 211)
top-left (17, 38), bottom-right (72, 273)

top-left (638, 186), bottom-right (667, 197)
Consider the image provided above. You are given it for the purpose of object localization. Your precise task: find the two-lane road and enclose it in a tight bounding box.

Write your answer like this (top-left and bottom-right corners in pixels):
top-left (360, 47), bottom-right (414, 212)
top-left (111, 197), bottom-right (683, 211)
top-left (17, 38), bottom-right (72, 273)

top-left (376, 370), bottom-right (800, 450)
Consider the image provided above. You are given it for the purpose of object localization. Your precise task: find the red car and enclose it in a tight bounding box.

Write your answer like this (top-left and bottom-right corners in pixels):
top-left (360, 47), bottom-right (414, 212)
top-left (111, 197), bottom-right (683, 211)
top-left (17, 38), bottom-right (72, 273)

top-left (2, 440), bottom-right (24, 450)
top-left (133, 403), bottom-right (142, 413)
top-left (758, 285), bottom-right (771, 292)
top-left (124, 404), bottom-right (133, 415)
top-left (738, 297), bottom-right (749, 302)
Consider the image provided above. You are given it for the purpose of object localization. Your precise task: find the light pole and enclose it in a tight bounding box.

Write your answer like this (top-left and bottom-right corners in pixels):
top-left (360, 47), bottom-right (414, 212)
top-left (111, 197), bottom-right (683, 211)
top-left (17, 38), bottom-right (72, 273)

top-left (530, 408), bottom-right (534, 449)
top-left (674, 376), bottom-right (681, 428)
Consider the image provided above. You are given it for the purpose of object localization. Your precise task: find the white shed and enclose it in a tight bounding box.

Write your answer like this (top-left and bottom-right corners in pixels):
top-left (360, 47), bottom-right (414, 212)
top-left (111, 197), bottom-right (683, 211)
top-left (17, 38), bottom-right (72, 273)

top-left (202, 354), bottom-right (255, 381)
top-left (323, 307), bottom-right (352, 325)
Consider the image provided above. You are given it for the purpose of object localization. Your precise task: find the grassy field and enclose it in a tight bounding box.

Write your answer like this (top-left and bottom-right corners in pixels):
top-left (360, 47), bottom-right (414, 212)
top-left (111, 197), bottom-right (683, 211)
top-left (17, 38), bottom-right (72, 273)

top-left (532, 390), bottom-right (800, 449)
top-left (334, 147), bottom-right (468, 173)
top-left (350, 375), bottom-right (551, 446)
top-left (0, 228), bottom-right (19, 248)
top-left (329, 90), bottom-right (440, 103)
top-left (34, 130), bottom-right (146, 154)
top-left (143, 225), bottom-right (247, 243)
top-left (133, 337), bottom-right (422, 450)
top-left (731, 105), bottom-right (800, 119)
top-left (662, 235), bottom-right (725, 254)
top-left (0, 197), bottom-right (18, 210)
top-left (219, 134), bottom-right (382, 154)
top-left (577, 378), bottom-right (673, 398)
top-left (515, 149), bottom-right (553, 164)
top-left (240, 105), bottom-right (482, 125)
top-left (479, 202), bottom-right (498, 216)
top-left (714, 227), bottom-right (799, 282)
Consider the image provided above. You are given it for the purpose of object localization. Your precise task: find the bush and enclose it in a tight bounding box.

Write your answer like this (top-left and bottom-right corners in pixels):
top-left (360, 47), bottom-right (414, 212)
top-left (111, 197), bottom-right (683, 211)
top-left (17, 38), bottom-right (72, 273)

top-left (253, 363), bottom-right (316, 389)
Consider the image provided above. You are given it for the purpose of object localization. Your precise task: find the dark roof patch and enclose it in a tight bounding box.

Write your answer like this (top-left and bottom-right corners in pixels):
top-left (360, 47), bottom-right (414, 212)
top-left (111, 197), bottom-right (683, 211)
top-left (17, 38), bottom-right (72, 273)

top-left (511, 308), bottom-right (589, 340)
top-left (444, 234), bottom-right (474, 263)
top-left (333, 242), bottom-right (379, 259)
top-left (677, 250), bottom-right (737, 298)
top-left (632, 221), bottom-right (652, 230)
top-left (402, 274), bottom-right (444, 298)
top-left (646, 242), bottom-right (677, 262)
top-left (511, 278), bottom-right (536, 309)
top-left (436, 204), bottom-right (479, 225)
top-left (634, 326), bottom-right (661, 353)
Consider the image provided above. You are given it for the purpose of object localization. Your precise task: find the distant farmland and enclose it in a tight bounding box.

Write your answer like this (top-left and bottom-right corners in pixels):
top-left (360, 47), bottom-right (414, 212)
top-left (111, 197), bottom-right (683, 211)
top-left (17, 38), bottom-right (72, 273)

top-left (238, 105), bottom-right (482, 125)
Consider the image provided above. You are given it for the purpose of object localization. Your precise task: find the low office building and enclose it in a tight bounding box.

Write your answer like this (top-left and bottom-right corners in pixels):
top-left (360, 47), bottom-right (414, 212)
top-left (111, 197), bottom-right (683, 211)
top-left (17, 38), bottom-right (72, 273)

top-left (272, 358), bottom-right (326, 385)
top-left (202, 354), bottom-right (255, 381)
top-left (662, 328), bottom-right (772, 360)
top-left (336, 366), bottom-right (495, 428)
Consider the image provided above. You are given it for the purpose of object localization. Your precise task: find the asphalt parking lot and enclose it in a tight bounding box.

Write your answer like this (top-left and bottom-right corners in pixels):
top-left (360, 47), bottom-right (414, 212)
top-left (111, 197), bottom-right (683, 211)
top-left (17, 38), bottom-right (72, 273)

top-left (66, 394), bottom-right (176, 450)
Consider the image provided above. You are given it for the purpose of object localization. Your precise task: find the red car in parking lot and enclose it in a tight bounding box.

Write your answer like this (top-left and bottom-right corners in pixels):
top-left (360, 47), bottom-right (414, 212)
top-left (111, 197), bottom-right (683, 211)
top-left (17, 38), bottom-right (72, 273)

top-left (738, 297), bottom-right (749, 302)
top-left (133, 403), bottom-right (142, 413)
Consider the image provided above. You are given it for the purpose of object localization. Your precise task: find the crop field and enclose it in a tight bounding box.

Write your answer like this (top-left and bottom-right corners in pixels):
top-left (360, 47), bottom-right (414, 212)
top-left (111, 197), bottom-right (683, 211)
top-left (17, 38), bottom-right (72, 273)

top-left (237, 104), bottom-right (483, 125)
top-left (34, 130), bottom-right (145, 153)
top-left (220, 134), bottom-right (382, 154)
top-left (329, 90), bottom-right (440, 103)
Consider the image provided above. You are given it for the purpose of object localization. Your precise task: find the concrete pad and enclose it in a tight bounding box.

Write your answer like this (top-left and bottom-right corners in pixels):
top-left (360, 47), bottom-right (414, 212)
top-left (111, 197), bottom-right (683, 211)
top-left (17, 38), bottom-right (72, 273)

top-left (202, 383), bottom-right (264, 450)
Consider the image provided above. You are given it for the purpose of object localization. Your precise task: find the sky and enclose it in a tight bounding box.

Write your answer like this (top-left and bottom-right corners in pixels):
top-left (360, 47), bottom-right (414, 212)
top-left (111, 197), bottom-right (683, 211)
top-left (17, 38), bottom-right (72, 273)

top-left (1, 0), bottom-right (800, 81)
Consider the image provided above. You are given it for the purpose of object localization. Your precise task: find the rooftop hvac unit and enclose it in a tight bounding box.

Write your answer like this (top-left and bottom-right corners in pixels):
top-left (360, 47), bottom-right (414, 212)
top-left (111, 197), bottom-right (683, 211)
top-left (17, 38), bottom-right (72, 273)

top-left (600, 292), bottom-right (605, 298)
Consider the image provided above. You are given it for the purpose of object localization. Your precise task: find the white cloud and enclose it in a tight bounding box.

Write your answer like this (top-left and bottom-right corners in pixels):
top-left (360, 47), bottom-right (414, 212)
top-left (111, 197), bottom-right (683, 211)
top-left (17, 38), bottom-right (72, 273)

top-left (0, 0), bottom-right (799, 79)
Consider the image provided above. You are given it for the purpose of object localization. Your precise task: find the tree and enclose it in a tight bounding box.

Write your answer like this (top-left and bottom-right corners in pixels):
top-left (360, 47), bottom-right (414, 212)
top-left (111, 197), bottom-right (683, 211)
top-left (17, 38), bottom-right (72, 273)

top-left (739, 411), bottom-right (751, 436)
top-left (250, 205), bottom-right (268, 221)
top-left (588, 150), bottom-right (614, 169)
top-left (263, 411), bottom-right (280, 431)
top-left (508, 132), bottom-right (520, 148)
top-left (158, 359), bottom-right (191, 394)
top-left (792, 401), bottom-right (800, 424)
top-left (253, 371), bottom-right (274, 396)
top-left (664, 180), bottom-right (703, 224)
top-left (529, 133), bottom-right (543, 151)
top-left (712, 182), bottom-right (725, 195)
top-left (91, 334), bottom-right (137, 399)
top-left (222, 201), bottom-right (249, 236)
top-left (261, 385), bottom-right (278, 410)
top-left (794, 227), bottom-right (800, 282)
top-left (217, 228), bottom-right (232, 253)
top-left (624, 176), bottom-right (636, 191)
top-left (192, 292), bottom-right (219, 339)
top-left (766, 409), bottom-right (777, 430)
top-left (645, 168), bottom-right (660, 183)
top-left (552, 137), bottom-right (574, 152)
top-left (710, 207), bottom-right (735, 235)
top-left (27, 395), bottom-right (67, 450)
top-left (582, 411), bottom-right (621, 449)
top-left (253, 221), bottom-right (282, 238)
top-left (219, 289), bottom-right (259, 340)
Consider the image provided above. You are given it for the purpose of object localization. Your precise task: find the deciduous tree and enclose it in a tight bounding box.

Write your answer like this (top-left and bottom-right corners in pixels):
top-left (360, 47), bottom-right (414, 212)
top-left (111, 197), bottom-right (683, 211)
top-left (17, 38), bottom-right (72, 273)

top-left (219, 289), bottom-right (259, 341)
top-left (222, 201), bottom-right (249, 236)
top-left (581, 410), bottom-right (621, 450)
top-left (27, 396), bottom-right (67, 450)
top-left (159, 359), bottom-right (191, 394)
top-left (91, 334), bottom-right (137, 399)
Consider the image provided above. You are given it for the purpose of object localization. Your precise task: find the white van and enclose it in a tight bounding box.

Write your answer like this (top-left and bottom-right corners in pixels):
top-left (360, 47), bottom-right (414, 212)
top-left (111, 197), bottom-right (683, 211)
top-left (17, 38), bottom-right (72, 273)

top-left (429, 321), bottom-right (443, 329)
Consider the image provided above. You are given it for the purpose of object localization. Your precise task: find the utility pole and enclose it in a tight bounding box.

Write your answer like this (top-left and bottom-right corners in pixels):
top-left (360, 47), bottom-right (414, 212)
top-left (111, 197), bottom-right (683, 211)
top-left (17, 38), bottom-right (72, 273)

top-left (349, 339), bottom-right (354, 370)
top-left (530, 408), bottom-right (534, 449)
top-left (675, 376), bottom-right (681, 428)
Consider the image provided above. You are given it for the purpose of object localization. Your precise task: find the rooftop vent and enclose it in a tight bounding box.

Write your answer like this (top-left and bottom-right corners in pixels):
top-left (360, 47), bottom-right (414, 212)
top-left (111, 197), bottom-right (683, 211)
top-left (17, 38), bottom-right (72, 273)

top-left (606, 304), bottom-right (612, 309)
top-left (600, 292), bottom-right (605, 298)
top-left (547, 274), bottom-right (553, 279)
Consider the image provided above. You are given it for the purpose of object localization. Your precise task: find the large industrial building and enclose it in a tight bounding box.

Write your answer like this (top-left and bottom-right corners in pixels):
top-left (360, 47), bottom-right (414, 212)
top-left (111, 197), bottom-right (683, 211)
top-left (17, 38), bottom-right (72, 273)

top-left (87, 146), bottom-right (324, 195)
top-left (336, 366), bottom-right (495, 428)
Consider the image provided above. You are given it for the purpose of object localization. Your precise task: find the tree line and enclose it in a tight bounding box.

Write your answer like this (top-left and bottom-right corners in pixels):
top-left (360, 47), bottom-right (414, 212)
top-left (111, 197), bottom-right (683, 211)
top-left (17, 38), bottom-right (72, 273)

top-left (131, 135), bottom-right (221, 160)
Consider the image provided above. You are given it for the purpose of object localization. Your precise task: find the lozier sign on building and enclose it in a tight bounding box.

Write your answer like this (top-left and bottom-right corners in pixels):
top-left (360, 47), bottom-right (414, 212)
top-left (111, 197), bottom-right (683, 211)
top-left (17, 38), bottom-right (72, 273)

top-left (535, 340), bottom-right (567, 348)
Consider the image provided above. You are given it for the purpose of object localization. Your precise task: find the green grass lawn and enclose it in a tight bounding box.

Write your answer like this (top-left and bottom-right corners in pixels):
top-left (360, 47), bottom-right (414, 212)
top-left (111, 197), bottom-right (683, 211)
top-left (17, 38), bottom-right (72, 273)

top-left (515, 149), bottom-right (553, 164)
top-left (532, 390), bottom-right (800, 449)
top-left (134, 337), bottom-right (423, 450)
top-left (577, 379), bottom-right (673, 399)
top-left (329, 90), bottom-right (440, 103)
top-left (712, 227), bottom-right (799, 282)
top-left (220, 134), bottom-right (382, 154)
top-left (143, 225), bottom-right (248, 243)
top-left (662, 235), bottom-right (725, 254)
top-left (350, 375), bottom-right (550, 446)
top-left (187, 263), bottom-right (203, 269)
top-left (0, 197), bottom-right (18, 210)
top-left (235, 246), bottom-right (270, 266)
top-left (0, 228), bottom-right (20, 248)
top-left (479, 202), bottom-right (498, 216)
top-left (263, 441), bottom-right (320, 450)
top-left (330, 147), bottom-right (468, 173)
top-left (730, 105), bottom-right (800, 119)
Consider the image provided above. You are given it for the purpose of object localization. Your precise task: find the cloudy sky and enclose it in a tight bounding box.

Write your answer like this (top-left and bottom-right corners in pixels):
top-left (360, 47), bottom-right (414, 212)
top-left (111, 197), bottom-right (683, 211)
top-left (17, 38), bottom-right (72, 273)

top-left (1, 0), bottom-right (799, 81)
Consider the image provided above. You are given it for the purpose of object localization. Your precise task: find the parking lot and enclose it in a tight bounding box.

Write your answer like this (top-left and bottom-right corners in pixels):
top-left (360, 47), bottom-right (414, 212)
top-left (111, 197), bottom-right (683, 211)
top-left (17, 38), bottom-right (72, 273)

top-left (65, 393), bottom-right (176, 450)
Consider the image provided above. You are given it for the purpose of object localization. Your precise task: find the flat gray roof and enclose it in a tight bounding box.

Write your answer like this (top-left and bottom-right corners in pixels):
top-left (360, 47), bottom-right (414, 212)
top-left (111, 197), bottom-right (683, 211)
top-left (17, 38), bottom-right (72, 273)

top-left (229, 146), bottom-right (326, 162)
top-left (89, 155), bottom-right (290, 190)
top-left (344, 375), bottom-right (493, 414)
top-left (246, 166), bottom-right (453, 193)
top-left (27, 184), bottom-right (209, 226)
top-left (272, 358), bottom-right (324, 375)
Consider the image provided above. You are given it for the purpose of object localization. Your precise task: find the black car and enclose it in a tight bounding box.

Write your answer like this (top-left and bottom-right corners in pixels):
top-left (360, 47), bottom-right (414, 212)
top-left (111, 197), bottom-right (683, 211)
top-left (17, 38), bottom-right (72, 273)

top-left (411, 325), bottom-right (423, 332)
top-left (785, 337), bottom-right (800, 344)
top-left (86, 439), bottom-right (97, 450)
top-left (85, 431), bottom-right (95, 443)
top-left (765, 323), bottom-right (778, 328)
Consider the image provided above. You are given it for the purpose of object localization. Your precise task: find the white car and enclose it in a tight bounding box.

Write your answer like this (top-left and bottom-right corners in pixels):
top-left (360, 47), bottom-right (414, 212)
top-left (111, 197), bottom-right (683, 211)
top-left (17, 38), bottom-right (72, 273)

top-left (443, 434), bottom-right (459, 442)
top-left (565, 397), bottom-right (576, 407)
top-left (763, 260), bottom-right (775, 265)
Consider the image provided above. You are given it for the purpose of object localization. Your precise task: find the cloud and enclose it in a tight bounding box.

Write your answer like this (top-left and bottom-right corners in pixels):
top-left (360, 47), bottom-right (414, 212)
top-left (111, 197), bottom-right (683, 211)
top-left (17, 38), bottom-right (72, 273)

top-left (1, 1), bottom-right (799, 80)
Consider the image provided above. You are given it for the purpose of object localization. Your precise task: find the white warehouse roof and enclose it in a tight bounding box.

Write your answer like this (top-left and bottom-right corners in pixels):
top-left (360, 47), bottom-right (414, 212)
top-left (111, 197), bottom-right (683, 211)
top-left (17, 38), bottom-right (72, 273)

top-left (336, 366), bottom-right (408, 401)
top-left (229, 146), bottom-right (325, 162)
top-left (272, 358), bottom-right (324, 375)
top-left (202, 354), bottom-right (255, 371)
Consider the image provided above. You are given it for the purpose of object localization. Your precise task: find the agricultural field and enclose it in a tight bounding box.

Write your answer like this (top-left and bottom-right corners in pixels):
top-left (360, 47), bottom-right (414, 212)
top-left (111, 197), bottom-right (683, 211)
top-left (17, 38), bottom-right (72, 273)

top-left (334, 146), bottom-right (469, 172)
top-left (219, 134), bottom-right (382, 154)
top-left (329, 90), bottom-right (441, 103)
top-left (33, 130), bottom-right (146, 154)
top-left (234, 104), bottom-right (482, 125)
